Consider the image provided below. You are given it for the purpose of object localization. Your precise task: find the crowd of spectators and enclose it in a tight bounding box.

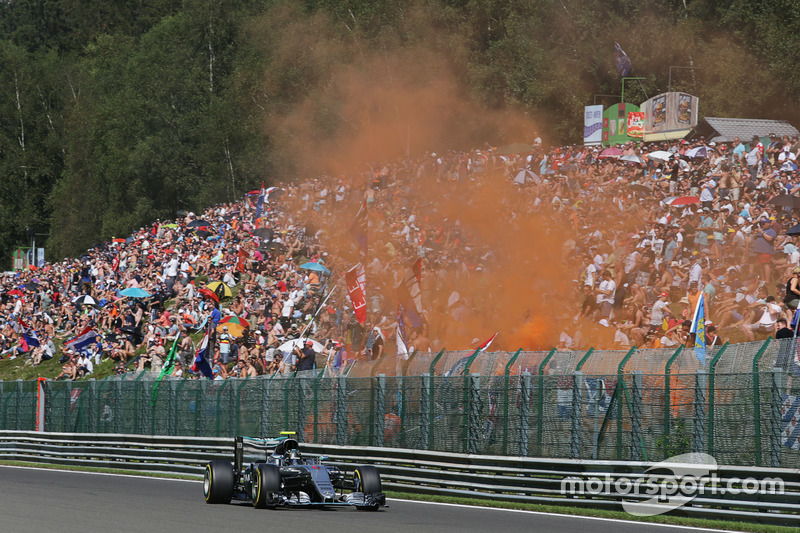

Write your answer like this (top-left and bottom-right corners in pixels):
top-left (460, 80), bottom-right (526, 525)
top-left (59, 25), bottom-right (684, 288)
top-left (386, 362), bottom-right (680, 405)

top-left (2, 129), bottom-right (799, 380)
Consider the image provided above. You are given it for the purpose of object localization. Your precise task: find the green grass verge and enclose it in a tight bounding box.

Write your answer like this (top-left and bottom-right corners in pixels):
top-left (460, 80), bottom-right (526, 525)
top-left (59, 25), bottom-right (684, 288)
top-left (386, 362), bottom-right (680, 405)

top-left (0, 460), bottom-right (795, 532)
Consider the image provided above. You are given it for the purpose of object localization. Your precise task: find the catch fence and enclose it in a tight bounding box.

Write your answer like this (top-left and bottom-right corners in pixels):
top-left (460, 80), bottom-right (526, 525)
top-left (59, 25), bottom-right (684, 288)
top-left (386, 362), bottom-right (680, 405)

top-left (2, 339), bottom-right (800, 467)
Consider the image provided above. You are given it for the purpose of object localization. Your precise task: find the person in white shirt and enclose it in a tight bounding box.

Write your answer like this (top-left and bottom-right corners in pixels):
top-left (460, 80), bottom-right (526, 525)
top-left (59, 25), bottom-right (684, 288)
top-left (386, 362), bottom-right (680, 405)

top-left (740, 295), bottom-right (782, 341)
top-left (595, 270), bottom-right (616, 319)
top-left (77, 354), bottom-right (93, 377)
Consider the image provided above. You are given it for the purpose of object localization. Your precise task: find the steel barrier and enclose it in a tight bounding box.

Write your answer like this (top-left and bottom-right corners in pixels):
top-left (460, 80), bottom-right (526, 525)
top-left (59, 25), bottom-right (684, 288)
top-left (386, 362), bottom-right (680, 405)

top-left (0, 430), bottom-right (797, 526)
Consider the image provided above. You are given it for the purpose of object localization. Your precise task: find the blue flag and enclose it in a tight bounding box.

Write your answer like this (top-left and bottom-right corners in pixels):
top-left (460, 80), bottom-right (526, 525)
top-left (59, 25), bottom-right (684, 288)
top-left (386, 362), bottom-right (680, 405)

top-left (614, 42), bottom-right (633, 77)
top-left (191, 324), bottom-right (214, 379)
top-left (254, 182), bottom-right (266, 220)
top-left (690, 291), bottom-right (706, 365)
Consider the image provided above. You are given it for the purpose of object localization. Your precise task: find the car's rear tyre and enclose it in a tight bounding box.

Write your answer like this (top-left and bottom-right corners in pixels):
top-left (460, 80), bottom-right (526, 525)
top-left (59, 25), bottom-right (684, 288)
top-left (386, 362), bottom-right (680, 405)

top-left (252, 463), bottom-right (281, 509)
top-left (204, 460), bottom-right (234, 504)
top-left (353, 465), bottom-right (381, 511)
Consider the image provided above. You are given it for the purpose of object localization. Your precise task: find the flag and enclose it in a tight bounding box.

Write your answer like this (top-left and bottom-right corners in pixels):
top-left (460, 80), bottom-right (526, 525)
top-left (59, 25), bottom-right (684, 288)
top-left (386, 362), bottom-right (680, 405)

top-left (17, 318), bottom-right (39, 348)
top-left (345, 263), bottom-right (367, 324)
top-left (397, 258), bottom-right (423, 328)
top-left (349, 201), bottom-right (368, 256)
top-left (151, 336), bottom-right (181, 406)
top-left (614, 42), bottom-right (633, 77)
top-left (689, 292), bottom-right (706, 365)
top-left (254, 181), bottom-right (266, 219)
top-left (396, 304), bottom-right (409, 360)
top-left (477, 332), bottom-right (498, 352)
top-left (64, 326), bottom-right (98, 354)
top-left (191, 324), bottom-right (214, 379)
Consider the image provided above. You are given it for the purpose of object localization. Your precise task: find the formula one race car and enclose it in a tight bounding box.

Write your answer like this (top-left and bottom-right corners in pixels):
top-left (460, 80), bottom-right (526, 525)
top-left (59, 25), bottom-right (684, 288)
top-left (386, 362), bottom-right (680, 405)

top-left (203, 433), bottom-right (386, 511)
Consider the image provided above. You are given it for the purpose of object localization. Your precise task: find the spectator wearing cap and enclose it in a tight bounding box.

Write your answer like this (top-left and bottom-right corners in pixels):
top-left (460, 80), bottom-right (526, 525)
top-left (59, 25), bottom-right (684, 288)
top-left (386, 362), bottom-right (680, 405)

top-left (218, 325), bottom-right (232, 364)
top-left (649, 292), bottom-right (673, 331)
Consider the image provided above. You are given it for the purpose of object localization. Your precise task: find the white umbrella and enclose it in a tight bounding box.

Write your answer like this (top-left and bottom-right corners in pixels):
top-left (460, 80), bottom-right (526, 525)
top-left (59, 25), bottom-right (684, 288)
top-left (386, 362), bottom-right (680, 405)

top-left (620, 154), bottom-right (646, 164)
top-left (686, 146), bottom-right (709, 159)
top-left (646, 151), bottom-right (673, 162)
top-left (277, 338), bottom-right (325, 354)
top-left (514, 169), bottom-right (540, 185)
top-left (72, 294), bottom-right (99, 307)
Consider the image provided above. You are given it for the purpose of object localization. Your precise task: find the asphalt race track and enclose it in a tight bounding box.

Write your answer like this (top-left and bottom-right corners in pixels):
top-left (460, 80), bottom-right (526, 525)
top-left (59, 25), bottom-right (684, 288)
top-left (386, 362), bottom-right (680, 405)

top-left (0, 466), bottom-right (736, 533)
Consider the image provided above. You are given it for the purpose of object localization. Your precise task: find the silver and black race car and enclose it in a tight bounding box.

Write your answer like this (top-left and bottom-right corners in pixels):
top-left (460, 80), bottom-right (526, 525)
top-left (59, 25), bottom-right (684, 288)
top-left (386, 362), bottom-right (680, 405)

top-left (203, 433), bottom-right (386, 511)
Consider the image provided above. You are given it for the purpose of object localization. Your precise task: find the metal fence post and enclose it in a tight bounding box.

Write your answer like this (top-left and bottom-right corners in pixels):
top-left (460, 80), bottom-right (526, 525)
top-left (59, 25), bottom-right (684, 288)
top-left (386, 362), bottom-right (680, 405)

top-left (706, 342), bottom-right (728, 457)
top-left (570, 371), bottom-right (583, 459)
top-left (630, 371), bottom-right (643, 461)
top-left (770, 367), bottom-right (784, 467)
top-left (427, 349), bottom-right (446, 450)
top-left (113, 380), bottom-right (122, 434)
top-left (0, 380), bottom-right (5, 429)
top-left (297, 377), bottom-right (306, 442)
top-left (64, 379), bottom-right (72, 432)
top-left (537, 348), bottom-right (557, 454)
top-left (663, 346), bottom-right (683, 459)
top-left (420, 374), bottom-right (430, 450)
top-left (375, 374), bottom-right (386, 447)
top-left (466, 373), bottom-right (481, 454)
top-left (15, 379), bottom-right (23, 431)
top-left (336, 376), bottom-right (347, 445)
top-left (693, 369), bottom-right (707, 454)
top-left (502, 349), bottom-right (523, 455)
top-left (87, 379), bottom-right (97, 433)
top-left (616, 347), bottom-right (636, 460)
top-left (261, 379), bottom-right (272, 438)
top-left (520, 372), bottom-right (531, 456)
top-left (752, 338), bottom-right (772, 466)
top-left (199, 379), bottom-right (208, 436)
top-left (168, 380), bottom-right (177, 436)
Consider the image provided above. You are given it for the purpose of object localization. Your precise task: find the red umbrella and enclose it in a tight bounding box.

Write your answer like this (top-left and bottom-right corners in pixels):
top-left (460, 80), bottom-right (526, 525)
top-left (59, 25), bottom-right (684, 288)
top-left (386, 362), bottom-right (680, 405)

top-left (198, 288), bottom-right (219, 302)
top-left (598, 147), bottom-right (623, 159)
top-left (662, 196), bottom-right (700, 206)
top-left (7, 289), bottom-right (23, 297)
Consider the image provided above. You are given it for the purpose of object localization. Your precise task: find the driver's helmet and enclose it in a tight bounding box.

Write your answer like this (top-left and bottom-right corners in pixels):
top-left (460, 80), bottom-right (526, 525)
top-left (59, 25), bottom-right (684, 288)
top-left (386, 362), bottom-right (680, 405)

top-left (289, 449), bottom-right (301, 464)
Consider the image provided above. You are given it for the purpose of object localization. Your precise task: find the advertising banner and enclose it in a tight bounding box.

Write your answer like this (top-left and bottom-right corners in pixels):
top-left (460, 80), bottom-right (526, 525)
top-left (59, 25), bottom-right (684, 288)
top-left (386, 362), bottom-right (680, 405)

top-left (584, 105), bottom-right (604, 145)
top-left (602, 102), bottom-right (641, 146)
top-left (642, 92), bottom-right (699, 141)
top-left (627, 112), bottom-right (644, 138)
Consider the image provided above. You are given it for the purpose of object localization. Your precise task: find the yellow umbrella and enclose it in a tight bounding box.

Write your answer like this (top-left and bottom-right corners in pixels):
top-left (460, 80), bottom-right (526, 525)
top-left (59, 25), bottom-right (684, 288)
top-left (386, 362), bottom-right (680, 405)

top-left (207, 280), bottom-right (233, 299)
top-left (217, 322), bottom-right (246, 337)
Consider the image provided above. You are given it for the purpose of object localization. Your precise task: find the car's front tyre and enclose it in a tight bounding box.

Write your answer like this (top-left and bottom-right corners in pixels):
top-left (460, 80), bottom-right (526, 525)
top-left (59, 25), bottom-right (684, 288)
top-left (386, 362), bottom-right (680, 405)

top-left (353, 465), bottom-right (381, 511)
top-left (204, 460), bottom-right (234, 504)
top-left (252, 463), bottom-right (281, 509)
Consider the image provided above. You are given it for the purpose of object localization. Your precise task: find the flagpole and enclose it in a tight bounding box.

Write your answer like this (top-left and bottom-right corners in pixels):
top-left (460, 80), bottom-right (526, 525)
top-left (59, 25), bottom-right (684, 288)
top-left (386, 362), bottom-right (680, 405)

top-left (298, 276), bottom-right (341, 340)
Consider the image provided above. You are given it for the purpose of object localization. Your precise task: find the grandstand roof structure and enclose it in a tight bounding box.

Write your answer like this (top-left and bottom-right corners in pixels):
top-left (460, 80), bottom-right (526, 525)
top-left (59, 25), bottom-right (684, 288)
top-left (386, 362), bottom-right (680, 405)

top-left (688, 117), bottom-right (799, 143)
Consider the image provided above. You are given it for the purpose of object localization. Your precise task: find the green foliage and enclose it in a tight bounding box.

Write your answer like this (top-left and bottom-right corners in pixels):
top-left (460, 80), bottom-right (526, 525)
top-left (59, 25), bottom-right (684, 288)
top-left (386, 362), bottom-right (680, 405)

top-left (2, 0), bottom-right (800, 263)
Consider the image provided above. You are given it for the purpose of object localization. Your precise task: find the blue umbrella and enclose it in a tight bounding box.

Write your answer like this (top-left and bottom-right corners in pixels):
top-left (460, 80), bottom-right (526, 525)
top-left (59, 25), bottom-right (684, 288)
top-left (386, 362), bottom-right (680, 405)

top-left (299, 262), bottom-right (331, 275)
top-left (120, 287), bottom-right (152, 299)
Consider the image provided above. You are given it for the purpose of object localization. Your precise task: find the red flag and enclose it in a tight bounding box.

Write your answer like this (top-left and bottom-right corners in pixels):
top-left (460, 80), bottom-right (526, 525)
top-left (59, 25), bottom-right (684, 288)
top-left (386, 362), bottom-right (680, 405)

top-left (236, 248), bottom-right (248, 273)
top-left (478, 332), bottom-right (498, 352)
top-left (345, 263), bottom-right (367, 324)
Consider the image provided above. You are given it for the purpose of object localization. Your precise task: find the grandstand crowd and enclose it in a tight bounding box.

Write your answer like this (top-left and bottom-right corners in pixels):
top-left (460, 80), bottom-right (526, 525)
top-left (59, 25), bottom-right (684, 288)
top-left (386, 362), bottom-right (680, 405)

top-left (2, 129), bottom-right (800, 379)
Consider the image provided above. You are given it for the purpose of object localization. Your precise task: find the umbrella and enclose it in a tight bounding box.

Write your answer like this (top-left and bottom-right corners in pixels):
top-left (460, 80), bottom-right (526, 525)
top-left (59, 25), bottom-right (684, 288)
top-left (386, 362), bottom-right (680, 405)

top-left (219, 315), bottom-right (250, 328)
top-left (497, 143), bottom-right (533, 155)
top-left (685, 146), bottom-right (709, 159)
top-left (252, 228), bottom-right (274, 241)
top-left (299, 262), bottom-right (331, 275)
top-left (786, 223), bottom-right (800, 236)
top-left (7, 289), bottom-right (23, 297)
top-left (198, 288), bottom-right (219, 303)
top-left (23, 282), bottom-right (39, 291)
top-left (661, 196), bottom-right (700, 206)
top-left (120, 287), bottom-right (152, 299)
top-left (646, 151), bottom-right (673, 162)
top-left (217, 322), bottom-right (247, 338)
top-left (187, 219), bottom-right (211, 228)
top-left (513, 169), bottom-right (540, 185)
top-left (767, 195), bottom-right (800, 209)
top-left (620, 154), bottom-right (646, 165)
top-left (598, 147), bottom-right (623, 159)
top-left (628, 184), bottom-right (652, 194)
top-left (162, 223), bottom-right (180, 229)
top-left (207, 281), bottom-right (233, 299)
top-left (72, 294), bottom-right (100, 307)
top-left (277, 338), bottom-right (325, 354)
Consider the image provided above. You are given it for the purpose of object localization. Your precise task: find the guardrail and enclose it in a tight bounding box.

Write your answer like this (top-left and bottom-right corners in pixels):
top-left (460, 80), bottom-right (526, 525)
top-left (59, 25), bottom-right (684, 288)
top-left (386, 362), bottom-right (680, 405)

top-left (0, 431), bottom-right (797, 526)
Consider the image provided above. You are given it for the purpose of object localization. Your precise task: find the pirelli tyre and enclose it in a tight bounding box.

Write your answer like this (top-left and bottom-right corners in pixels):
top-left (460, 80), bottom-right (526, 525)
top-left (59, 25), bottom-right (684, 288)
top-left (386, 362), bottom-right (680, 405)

top-left (251, 464), bottom-right (281, 509)
top-left (204, 460), bottom-right (235, 504)
top-left (353, 465), bottom-right (381, 511)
